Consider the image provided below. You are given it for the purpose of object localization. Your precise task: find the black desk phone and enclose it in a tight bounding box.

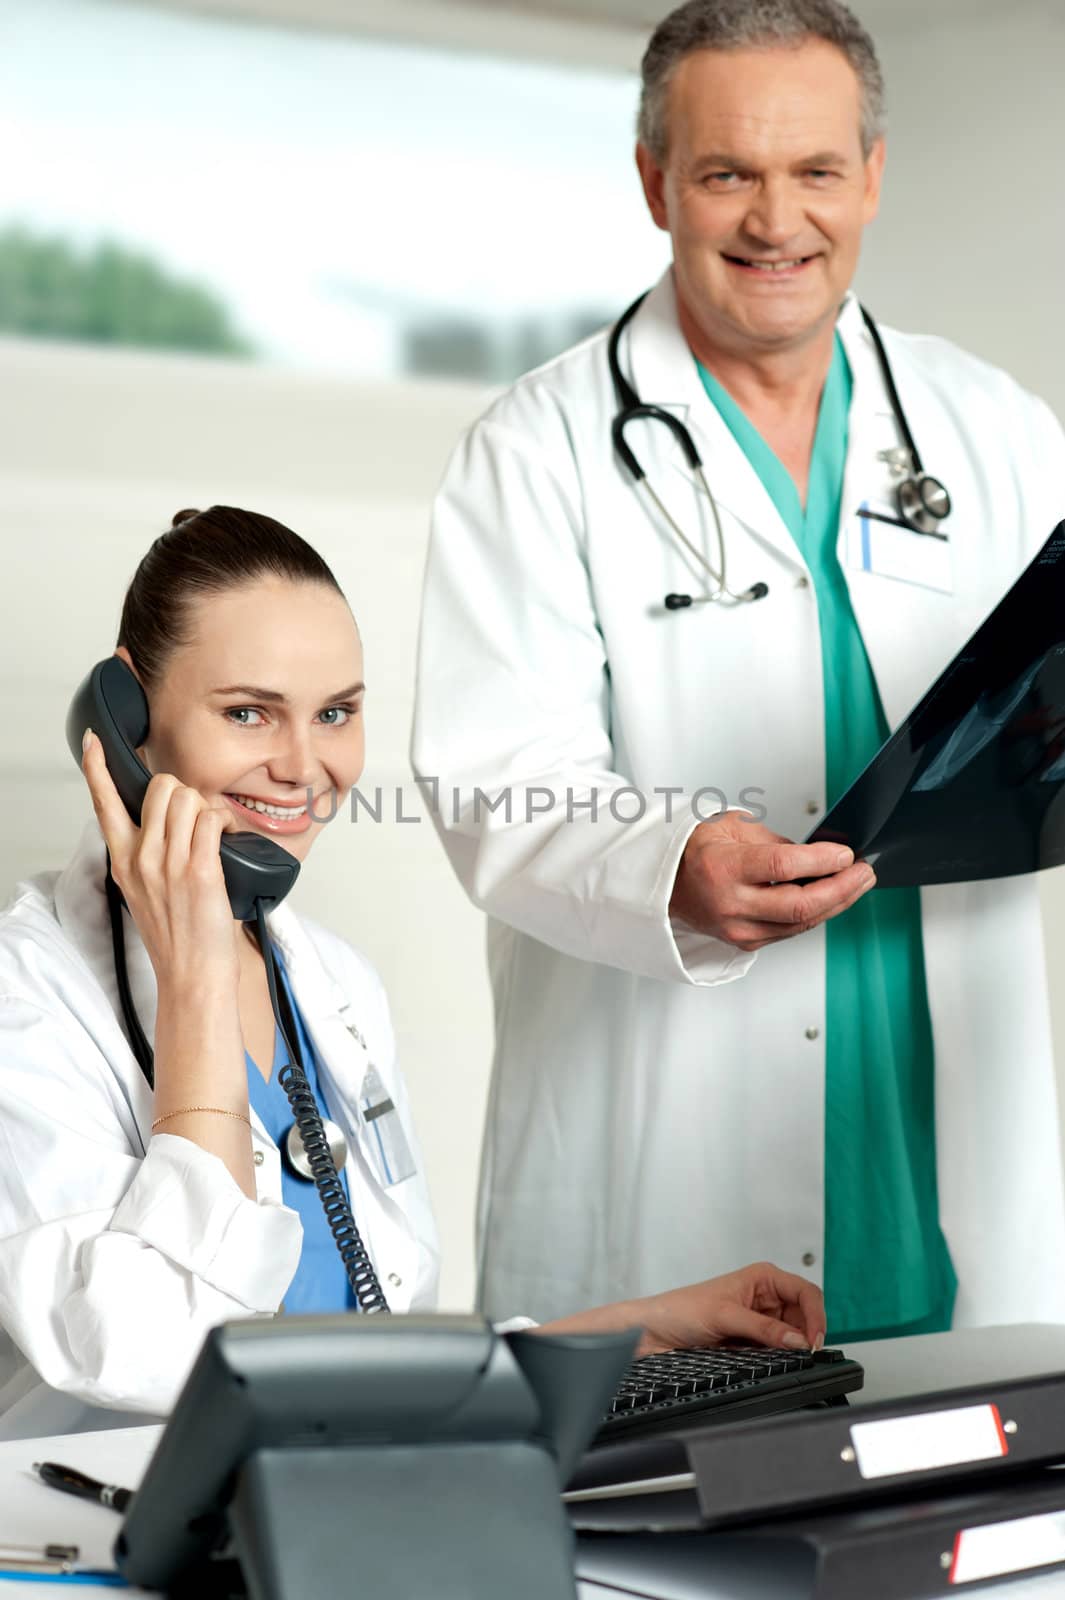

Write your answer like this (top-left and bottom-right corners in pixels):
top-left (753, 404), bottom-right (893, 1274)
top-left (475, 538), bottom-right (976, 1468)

top-left (65, 655), bottom-right (301, 921)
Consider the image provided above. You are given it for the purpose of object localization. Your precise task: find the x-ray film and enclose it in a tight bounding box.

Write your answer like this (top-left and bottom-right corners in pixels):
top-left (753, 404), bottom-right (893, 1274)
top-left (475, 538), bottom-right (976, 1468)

top-left (808, 521), bottom-right (1065, 887)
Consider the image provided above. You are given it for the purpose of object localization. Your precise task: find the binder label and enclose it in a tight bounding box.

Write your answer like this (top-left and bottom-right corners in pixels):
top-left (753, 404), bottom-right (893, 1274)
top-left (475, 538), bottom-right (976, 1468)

top-left (950, 1508), bottom-right (1065, 1584)
top-left (849, 1403), bottom-right (1007, 1480)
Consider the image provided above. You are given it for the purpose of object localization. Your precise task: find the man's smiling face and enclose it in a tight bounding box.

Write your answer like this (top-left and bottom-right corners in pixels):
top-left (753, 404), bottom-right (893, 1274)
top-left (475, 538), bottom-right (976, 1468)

top-left (637, 38), bottom-right (885, 360)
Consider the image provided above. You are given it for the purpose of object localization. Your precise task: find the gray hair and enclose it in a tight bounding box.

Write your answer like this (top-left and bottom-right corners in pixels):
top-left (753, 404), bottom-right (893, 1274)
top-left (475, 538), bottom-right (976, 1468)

top-left (638, 0), bottom-right (885, 162)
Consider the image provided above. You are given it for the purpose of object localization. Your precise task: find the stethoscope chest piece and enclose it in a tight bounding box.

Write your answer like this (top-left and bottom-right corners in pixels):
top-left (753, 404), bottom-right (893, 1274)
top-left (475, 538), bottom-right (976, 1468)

top-left (284, 1118), bottom-right (348, 1181)
top-left (896, 471), bottom-right (952, 536)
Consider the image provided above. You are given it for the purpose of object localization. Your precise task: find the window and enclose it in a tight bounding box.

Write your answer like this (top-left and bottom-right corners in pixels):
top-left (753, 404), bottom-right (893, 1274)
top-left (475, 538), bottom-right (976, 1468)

top-left (0, 0), bottom-right (669, 380)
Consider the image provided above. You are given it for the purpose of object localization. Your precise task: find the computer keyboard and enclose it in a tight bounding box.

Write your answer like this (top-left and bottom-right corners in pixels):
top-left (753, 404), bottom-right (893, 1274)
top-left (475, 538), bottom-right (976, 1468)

top-left (595, 1344), bottom-right (864, 1442)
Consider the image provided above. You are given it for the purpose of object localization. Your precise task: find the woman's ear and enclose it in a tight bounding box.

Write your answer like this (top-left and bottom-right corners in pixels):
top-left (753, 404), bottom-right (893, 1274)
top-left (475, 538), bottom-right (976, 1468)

top-left (113, 645), bottom-right (143, 686)
top-left (112, 647), bottom-right (152, 769)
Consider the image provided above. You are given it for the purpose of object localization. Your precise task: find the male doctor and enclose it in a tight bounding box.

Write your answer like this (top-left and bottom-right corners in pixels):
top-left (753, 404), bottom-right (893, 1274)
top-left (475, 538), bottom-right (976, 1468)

top-left (412, 0), bottom-right (1065, 1335)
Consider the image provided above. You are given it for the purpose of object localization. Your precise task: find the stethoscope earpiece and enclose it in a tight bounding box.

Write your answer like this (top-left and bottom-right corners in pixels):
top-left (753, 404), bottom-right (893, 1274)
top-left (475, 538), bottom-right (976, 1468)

top-left (665, 581), bottom-right (769, 611)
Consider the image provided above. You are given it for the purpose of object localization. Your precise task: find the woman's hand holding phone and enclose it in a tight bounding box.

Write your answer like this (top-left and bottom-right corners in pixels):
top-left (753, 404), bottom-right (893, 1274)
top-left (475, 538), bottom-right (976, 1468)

top-left (81, 729), bottom-right (240, 986)
top-left (81, 730), bottom-right (257, 1198)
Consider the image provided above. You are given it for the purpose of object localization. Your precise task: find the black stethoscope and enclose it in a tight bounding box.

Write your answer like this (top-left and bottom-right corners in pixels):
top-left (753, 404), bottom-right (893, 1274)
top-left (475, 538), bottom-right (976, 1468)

top-left (608, 291), bottom-right (953, 612)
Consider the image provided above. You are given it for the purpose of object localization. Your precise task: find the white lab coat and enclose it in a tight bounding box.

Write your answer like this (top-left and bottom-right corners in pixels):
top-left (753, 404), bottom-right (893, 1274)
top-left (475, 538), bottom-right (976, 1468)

top-left (412, 269), bottom-right (1065, 1329)
top-left (0, 819), bottom-right (439, 1440)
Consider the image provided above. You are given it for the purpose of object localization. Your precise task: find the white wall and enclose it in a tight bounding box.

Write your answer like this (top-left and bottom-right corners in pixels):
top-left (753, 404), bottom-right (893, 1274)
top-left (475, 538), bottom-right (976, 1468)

top-left (853, 0), bottom-right (1065, 418)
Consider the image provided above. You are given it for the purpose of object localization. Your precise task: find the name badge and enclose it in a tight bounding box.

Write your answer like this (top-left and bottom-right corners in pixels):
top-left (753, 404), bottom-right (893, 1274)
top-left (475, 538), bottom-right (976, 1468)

top-left (359, 1063), bottom-right (417, 1188)
top-left (843, 500), bottom-right (954, 594)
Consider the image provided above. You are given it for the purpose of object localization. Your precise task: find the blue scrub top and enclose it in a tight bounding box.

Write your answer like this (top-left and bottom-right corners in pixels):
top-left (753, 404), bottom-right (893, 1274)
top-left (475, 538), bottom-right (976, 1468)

top-left (245, 955), bottom-right (357, 1314)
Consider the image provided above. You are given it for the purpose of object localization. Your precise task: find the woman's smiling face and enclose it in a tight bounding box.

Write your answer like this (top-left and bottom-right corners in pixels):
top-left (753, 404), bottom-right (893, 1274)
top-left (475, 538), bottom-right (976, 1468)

top-left (116, 575), bottom-right (365, 864)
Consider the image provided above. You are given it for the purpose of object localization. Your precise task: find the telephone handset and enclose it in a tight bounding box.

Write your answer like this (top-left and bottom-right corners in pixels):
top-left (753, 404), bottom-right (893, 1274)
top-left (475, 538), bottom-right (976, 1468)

top-left (65, 657), bottom-right (301, 921)
top-left (66, 655), bottom-right (390, 1313)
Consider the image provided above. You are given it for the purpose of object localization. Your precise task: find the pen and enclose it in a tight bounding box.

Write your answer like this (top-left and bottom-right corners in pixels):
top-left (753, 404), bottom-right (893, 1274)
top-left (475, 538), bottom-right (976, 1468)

top-left (0, 1542), bottom-right (79, 1568)
top-left (32, 1461), bottom-right (134, 1514)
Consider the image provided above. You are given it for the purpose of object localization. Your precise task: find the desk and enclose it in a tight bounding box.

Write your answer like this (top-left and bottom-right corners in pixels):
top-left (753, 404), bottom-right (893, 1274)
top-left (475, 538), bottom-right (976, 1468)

top-left (0, 1426), bottom-right (1062, 1599)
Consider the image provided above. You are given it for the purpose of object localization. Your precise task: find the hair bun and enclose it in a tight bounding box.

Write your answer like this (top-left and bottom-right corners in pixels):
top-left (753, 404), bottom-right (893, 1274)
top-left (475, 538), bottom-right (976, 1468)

top-left (170, 508), bottom-right (201, 528)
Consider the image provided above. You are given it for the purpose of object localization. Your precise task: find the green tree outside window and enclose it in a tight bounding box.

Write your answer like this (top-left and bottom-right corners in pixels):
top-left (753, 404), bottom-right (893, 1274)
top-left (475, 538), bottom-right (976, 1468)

top-left (0, 227), bottom-right (254, 357)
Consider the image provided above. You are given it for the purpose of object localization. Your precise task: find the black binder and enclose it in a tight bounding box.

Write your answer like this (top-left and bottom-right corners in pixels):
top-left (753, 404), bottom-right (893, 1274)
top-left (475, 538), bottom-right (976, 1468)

top-left (575, 1471), bottom-right (1065, 1599)
top-left (568, 1325), bottom-right (1065, 1531)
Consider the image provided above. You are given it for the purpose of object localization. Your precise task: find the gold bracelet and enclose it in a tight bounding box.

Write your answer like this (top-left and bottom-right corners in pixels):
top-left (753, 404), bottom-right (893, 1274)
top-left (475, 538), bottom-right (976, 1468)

top-left (151, 1106), bottom-right (252, 1133)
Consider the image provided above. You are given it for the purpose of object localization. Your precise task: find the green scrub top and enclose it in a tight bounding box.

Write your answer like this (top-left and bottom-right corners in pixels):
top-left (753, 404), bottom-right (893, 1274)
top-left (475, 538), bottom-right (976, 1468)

top-left (696, 339), bottom-right (956, 1340)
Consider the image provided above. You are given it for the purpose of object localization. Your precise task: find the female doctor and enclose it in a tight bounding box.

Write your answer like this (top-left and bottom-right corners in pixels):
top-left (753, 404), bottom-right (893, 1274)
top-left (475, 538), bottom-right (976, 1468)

top-left (0, 505), bottom-right (824, 1441)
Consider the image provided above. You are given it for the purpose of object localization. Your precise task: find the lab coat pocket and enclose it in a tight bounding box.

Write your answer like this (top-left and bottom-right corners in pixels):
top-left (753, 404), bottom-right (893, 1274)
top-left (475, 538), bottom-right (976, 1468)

top-left (358, 1063), bottom-right (417, 1187)
top-left (843, 502), bottom-right (954, 594)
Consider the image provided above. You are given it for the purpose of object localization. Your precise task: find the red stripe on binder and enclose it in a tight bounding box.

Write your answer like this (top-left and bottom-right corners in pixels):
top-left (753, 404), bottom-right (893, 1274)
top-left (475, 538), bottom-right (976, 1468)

top-left (991, 1404), bottom-right (1009, 1456)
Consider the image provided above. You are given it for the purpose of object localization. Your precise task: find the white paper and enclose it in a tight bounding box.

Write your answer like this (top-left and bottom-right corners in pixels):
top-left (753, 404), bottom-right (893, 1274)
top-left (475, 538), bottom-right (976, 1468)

top-left (849, 1403), bottom-right (1006, 1480)
top-left (0, 1424), bottom-right (161, 1574)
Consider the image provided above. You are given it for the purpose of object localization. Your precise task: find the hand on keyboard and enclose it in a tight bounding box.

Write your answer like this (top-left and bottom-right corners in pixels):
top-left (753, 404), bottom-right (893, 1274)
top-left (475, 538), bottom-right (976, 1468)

top-left (627, 1261), bottom-right (826, 1358)
top-left (538, 1260), bottom-right (825, 1361)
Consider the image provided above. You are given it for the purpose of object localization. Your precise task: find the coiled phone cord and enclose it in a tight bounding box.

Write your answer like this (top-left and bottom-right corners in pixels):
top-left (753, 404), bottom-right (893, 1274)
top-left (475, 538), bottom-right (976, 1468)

top-left (252, 899), bottom-right (391, 1316)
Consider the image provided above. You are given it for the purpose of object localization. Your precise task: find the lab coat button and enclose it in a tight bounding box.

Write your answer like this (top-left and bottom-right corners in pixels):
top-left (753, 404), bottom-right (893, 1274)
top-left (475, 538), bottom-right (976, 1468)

top-left (388, 1273), bottom-right (403, 1288)
top-left (805, 801), bottom-right (819, 815)
top-left (805, 1027), bottom-right (819, 1041)
top-left (796, 575), bottom-right (810, 589)
top-left (802, 1252), bottom-right (816, 1267)
top-left (253, 1150), bottom-right (265, 1167)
